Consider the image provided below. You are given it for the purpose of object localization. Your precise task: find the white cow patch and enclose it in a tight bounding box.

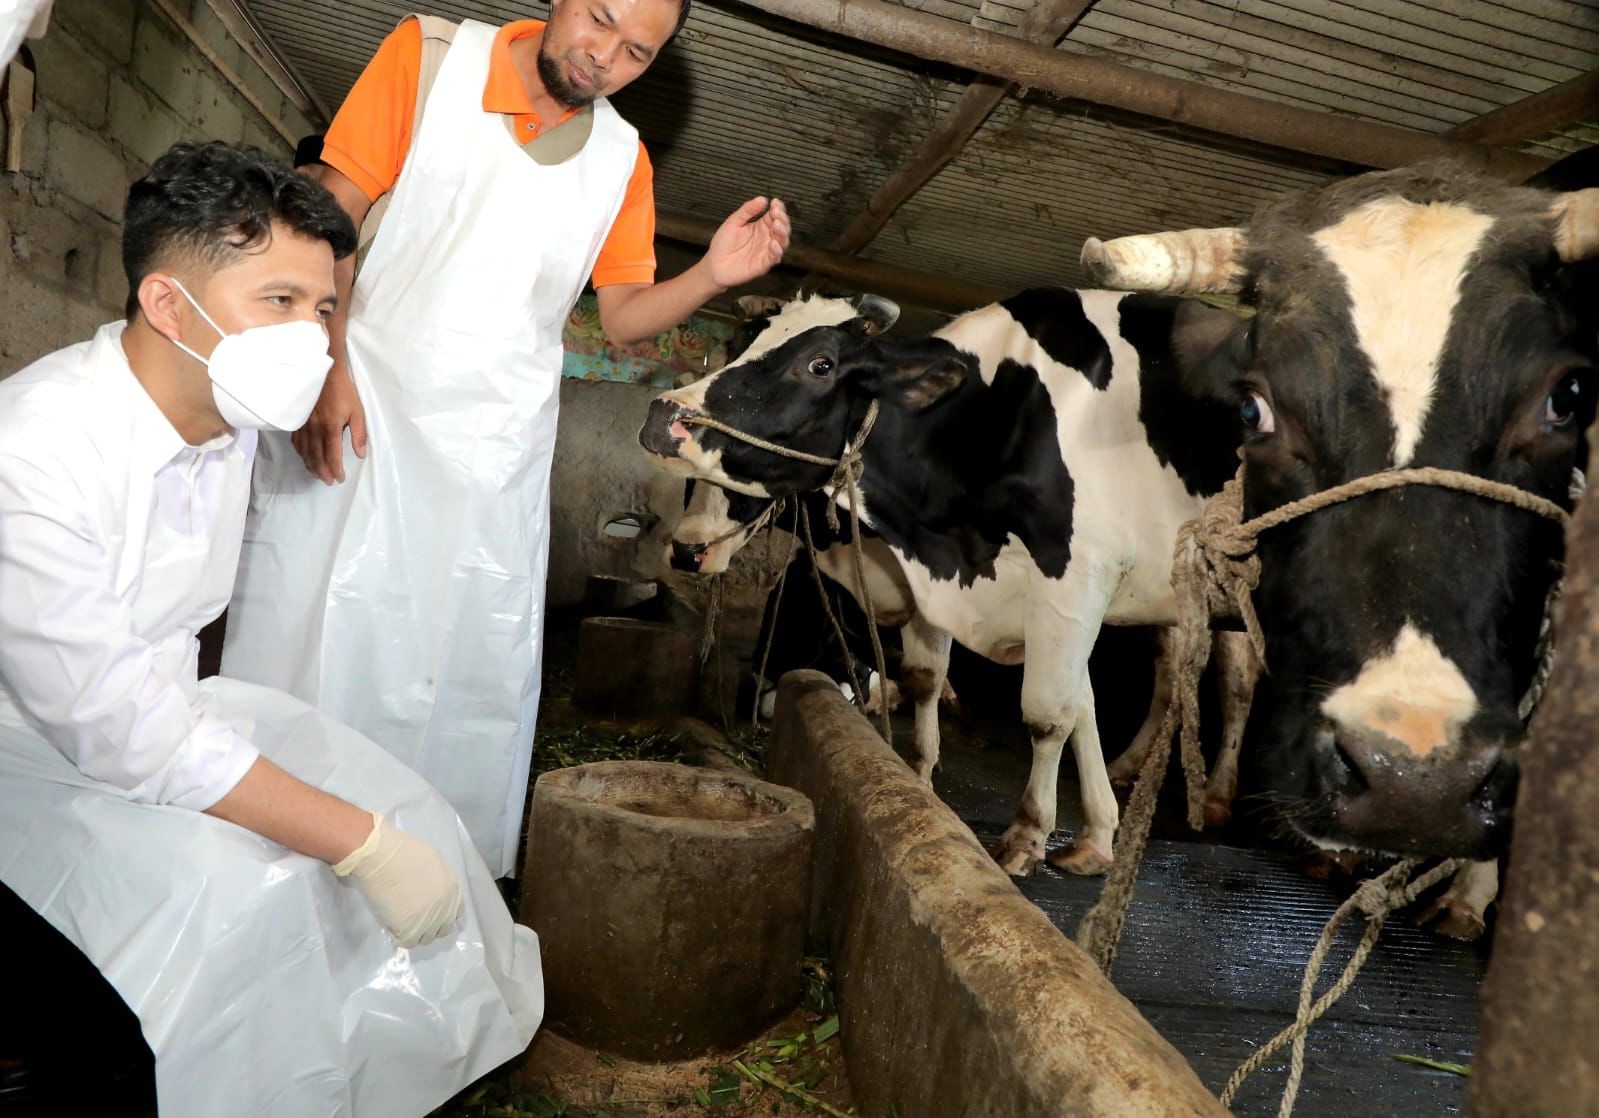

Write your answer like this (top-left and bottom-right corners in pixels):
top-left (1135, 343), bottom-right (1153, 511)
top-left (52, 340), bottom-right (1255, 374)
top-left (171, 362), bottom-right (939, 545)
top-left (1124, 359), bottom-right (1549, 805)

top-left (1321, 623), bottom-right (1478, 758)
top-left (722, 294), bottom-right (863, 368)
top-left (1313, 198), bottom-right (1493, 466)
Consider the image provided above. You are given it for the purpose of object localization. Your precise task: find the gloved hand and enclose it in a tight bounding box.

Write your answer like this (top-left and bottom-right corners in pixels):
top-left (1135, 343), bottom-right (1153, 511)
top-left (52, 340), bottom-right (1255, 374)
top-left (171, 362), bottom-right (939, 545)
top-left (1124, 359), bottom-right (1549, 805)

top-left (332, 811), bottom-right (463, 948)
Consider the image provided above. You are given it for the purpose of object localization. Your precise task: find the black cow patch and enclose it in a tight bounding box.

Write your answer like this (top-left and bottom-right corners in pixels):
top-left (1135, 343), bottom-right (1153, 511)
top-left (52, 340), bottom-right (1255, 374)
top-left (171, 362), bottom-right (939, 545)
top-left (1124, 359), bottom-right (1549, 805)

top-left (858, 349), bottom-right (1075, 587)
top-left (1001, 288), bottom-right (1115, 390)
top-left (1119, 294), bottom-right (1243, 497)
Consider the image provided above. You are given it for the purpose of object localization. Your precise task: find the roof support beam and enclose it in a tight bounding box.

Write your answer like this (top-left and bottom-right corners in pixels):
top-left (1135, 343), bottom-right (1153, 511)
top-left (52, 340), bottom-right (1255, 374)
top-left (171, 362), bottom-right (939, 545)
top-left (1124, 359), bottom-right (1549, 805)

top-left (721, 0), bottom-right (1546, 181)
top-left (1444, 70), bottom-right (1599, 148)
top-left (656, 208), bottom-right (1005, 312)
top-left (202, 0), bottom-right (331, 125)
top-left (827, 0), bottom-right (1097, 257)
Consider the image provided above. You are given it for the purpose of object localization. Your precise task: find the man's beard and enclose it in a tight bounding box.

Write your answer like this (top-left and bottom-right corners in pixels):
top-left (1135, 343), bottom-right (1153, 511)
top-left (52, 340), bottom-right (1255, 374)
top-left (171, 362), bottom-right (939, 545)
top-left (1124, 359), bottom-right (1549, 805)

top-left (537, 48), bottom-right (599, 108)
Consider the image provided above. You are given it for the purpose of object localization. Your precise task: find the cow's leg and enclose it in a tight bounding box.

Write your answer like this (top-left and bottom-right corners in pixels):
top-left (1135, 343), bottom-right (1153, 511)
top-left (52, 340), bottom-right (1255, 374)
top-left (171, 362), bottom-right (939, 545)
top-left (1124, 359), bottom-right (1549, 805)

top-left (899, 612), bottom-right (953, 783)
top-left (1420, 859), bottom-right (1498, 942)
top-left (1047, 676), bottom-right (1116, 875)
top-left (1203, 630), bottom-right (1262, 828)
top-left (994, 583), bottom-right (1113, 877)
top-left (1107, 628), bottom-right (1172, 785)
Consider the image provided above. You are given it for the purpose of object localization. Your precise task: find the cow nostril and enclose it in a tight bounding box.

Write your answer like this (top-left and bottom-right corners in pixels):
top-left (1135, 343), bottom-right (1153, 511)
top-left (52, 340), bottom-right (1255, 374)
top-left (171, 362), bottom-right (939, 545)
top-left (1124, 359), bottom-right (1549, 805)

top-left (1331, 736), bottom-right (1370, 792)
top-left (1468, 743), bottom-right (1512, 802)
top-left (669, 540), bottom-right (706, 572)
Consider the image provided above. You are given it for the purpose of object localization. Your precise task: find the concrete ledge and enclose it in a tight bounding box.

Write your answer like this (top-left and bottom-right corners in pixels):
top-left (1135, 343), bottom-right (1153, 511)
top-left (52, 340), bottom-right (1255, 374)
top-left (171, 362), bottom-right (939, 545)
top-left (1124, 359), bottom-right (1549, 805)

top-left (769, 671), bottom-right (1228, 1118)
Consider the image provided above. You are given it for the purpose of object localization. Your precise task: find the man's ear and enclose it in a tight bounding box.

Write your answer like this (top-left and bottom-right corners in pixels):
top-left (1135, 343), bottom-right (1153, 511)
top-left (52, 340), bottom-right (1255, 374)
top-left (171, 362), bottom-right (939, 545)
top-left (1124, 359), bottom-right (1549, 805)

top-left (874, 343), bottom-right (970, 411)
top-left (137, 273), bottom-right (185, 340)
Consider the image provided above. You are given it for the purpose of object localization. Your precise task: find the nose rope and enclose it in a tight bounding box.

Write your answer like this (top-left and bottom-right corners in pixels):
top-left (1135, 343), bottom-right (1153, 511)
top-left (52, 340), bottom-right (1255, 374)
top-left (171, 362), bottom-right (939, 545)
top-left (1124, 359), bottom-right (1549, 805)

top-left (681, 497), bottom-right (785, 559)
top-left (680, 401), bottom-right (892, 743)
top-left (681, 400), bottom-right (880, 475)
top-left (1077, 460), bottom-right (1581, 1117)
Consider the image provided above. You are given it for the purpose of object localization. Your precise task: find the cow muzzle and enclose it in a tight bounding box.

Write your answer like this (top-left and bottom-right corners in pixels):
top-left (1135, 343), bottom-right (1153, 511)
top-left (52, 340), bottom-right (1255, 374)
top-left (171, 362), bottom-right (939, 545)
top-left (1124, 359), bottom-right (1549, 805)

top-left (668, 538), bottom-right (709, 573)
top-left (1309, 722), bottom-right (1517, 857)
top-left (639, 398), bottom-right (699, 462)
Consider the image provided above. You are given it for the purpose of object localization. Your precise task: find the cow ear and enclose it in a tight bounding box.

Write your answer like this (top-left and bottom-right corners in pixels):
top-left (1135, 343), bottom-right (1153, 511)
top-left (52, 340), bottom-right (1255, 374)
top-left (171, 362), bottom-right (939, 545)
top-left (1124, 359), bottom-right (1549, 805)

top-left (892, 354), bottom-right (969, 411)
top-left (1172, 298), bottom-right (1245, 367)
top-left (848, 294), bottom-right (901, 335)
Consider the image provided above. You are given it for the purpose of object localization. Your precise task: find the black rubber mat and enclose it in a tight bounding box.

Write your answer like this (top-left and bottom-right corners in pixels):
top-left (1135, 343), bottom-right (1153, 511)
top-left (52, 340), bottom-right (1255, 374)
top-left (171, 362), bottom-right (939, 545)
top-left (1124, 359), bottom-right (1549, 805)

top-left (966, 830), bottom-right (1487, 1116)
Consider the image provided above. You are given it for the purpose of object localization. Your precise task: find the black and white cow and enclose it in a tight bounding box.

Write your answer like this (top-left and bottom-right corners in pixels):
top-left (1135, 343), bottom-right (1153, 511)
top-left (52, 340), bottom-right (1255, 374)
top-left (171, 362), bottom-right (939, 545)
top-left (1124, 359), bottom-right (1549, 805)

top-left (673, 474), bottom-right (1258, 828)
top-left (1078, 165), bottom-right (1599, 882)
top-left (641, 288), bottom-right (1247, 874)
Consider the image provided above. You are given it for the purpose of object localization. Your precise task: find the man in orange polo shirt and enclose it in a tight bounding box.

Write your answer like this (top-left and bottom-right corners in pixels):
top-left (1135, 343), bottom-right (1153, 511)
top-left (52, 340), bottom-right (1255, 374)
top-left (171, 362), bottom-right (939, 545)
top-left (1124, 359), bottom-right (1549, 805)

top-left (222, 0), bottom-right (791, 876)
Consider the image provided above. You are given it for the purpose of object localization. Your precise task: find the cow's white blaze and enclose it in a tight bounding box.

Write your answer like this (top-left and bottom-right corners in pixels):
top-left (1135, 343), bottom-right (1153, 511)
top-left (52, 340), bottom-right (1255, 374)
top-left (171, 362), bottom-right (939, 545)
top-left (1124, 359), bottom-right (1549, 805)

top-left (1312, 198), bottom-right (1494, 466)
top-left (724, 294), bottom-right (862, 367)
top-left (1321, 623), bottom-right (1478, 758)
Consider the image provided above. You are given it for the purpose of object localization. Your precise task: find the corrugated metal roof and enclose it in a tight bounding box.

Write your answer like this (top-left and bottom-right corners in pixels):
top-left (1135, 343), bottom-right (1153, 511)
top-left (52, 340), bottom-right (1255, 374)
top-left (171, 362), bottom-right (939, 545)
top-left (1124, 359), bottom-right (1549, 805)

top-left (240, 0), bottom-right (1598, 301)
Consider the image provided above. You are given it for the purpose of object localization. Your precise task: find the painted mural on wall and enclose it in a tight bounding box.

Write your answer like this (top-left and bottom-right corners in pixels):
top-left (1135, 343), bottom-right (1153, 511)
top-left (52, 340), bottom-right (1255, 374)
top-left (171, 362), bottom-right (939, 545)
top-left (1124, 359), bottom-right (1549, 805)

top-left (561, 294), bottom-right (736, 388)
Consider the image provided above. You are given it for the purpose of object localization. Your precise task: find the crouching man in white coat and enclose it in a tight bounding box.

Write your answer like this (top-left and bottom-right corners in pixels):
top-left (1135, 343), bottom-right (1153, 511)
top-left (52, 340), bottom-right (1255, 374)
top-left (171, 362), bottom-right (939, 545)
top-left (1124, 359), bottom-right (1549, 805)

top-left (0, 141), bottom-right (541, 1118)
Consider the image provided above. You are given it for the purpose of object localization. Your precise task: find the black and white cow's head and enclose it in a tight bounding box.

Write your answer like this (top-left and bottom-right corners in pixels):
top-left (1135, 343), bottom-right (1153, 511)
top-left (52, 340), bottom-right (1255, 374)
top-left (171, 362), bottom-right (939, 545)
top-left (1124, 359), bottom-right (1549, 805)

top-left (1085, 165), bottom-right (1599, 859)
top-left (660, 294), bottom-right (896, 573)
top-left (638, 291), bottom-right (965, 498)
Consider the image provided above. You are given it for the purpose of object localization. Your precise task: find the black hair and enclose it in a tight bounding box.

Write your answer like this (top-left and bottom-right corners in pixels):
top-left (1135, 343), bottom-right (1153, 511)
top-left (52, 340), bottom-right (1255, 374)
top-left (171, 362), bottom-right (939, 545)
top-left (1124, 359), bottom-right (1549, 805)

top-left (669, 0), bottom-right (691, 42)
top-left (121, 141), bottom-right (357, 319)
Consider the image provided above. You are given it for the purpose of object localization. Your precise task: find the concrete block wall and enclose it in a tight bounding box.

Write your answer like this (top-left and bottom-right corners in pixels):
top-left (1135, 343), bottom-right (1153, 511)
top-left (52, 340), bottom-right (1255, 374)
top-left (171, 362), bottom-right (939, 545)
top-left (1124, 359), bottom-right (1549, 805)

top-left (1, 0), bottom-right (317, 376)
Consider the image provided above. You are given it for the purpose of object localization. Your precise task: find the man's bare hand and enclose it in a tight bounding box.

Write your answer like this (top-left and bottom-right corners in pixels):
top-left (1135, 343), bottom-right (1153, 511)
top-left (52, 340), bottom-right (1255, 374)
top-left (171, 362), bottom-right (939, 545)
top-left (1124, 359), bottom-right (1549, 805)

top-left (292, 365), bottom-right (367, 485)
top-left (705, 197), bottom-right (790, 289)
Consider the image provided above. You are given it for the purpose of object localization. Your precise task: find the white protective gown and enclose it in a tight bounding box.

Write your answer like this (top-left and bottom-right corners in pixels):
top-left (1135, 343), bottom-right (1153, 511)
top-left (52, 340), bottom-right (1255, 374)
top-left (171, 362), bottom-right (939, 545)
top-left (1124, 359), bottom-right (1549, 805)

top-left (221, 19), bottom-right (639, 876)
top-left (0, 0), bottom-right (52, 72)
top-left (0, 323), bottom-right (542, 1118)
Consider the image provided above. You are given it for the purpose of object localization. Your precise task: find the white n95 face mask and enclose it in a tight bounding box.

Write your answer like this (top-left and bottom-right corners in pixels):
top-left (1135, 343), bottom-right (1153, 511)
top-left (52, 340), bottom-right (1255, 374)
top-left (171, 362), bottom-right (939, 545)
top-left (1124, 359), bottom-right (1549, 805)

top-left (167, 277), bottom-right (334, 431)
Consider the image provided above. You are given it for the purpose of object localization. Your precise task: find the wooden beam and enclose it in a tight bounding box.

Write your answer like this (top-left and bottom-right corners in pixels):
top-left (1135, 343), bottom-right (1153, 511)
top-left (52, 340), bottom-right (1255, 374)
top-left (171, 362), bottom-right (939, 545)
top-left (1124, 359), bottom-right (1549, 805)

top-left (1445, 70), bottom-right (1599, 148)
top-left (202, 0), bottom-right (332, 125)
top-left (656, 209), bottom-right (1004, 312)
top-left (828, 0), bottom-right (1098, 256)
top-left (723, 0), bottom-right (1546, 181)
top-left (1473, 461), bottom-right (1599, 1113)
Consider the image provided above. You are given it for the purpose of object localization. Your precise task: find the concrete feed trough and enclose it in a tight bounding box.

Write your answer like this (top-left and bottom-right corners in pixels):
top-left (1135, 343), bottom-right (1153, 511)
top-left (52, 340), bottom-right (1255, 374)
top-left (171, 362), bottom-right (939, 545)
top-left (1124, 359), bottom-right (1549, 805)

top-left (523, 761), bottom-right (814, 1061)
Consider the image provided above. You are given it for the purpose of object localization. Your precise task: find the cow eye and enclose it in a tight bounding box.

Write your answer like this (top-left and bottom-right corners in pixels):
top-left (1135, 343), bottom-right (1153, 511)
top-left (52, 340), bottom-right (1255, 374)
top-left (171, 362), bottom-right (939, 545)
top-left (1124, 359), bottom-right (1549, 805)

top-left (808, 356), bottom-right (834, 378)
top-left (1545, 369), bottom-right (1592, 429)
top-left (1241, 390), bottom-right (1275, 435)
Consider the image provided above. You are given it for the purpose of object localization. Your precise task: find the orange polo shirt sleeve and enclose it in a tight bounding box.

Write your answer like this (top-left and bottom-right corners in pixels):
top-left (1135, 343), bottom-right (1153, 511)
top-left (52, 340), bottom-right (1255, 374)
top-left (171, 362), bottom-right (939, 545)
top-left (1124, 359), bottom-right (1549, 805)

top-left (320, 17), bottom-right (657, 288)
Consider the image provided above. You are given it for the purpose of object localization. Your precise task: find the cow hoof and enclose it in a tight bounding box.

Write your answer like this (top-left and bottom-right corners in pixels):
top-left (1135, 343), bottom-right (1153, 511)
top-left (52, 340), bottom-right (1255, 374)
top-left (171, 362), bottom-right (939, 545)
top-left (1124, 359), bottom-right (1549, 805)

top-left (1419, 897), bottom-right (1488, 942)
top-left (991, 839), bottom-right (1044, 877)
top-left (1047, 841), bottom-right (1113, 876)
top-left (1202, 796), bottom-right (1232, 829)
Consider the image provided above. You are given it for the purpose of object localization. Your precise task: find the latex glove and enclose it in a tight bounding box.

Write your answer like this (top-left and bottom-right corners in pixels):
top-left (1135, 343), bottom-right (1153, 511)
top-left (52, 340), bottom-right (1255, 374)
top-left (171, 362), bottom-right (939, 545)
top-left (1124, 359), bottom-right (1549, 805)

top-left (332, 811), bottom-right (463, 948)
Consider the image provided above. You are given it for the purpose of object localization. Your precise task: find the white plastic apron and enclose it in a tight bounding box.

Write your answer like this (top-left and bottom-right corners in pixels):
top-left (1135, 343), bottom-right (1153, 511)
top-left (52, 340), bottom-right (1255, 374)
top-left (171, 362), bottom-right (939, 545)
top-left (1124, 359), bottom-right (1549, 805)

top-left (0, 331), bottom-right (541, 1117)
top-left (222, 19), bottom-right (637, 876)
top-left (0, 679), bottom-right (541, 1118)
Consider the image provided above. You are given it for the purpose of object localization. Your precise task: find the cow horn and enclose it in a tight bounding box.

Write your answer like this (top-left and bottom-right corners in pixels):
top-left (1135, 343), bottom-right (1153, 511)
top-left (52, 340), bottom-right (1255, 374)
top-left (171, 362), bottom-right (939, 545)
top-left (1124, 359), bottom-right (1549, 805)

top-left (1551, 188), bottom-right (1599, 262)
top-left (1080, 227), bottom-right (1247, 294)
top-left (849, 293), bottom-right (901, 335)
top-left (735, 294), bottom-right (786, 320)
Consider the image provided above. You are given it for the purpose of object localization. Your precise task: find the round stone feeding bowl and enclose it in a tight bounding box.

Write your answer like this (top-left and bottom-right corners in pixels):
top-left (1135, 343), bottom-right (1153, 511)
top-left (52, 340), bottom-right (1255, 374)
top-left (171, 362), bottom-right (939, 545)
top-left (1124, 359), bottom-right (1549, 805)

top-left (522, 760), bottom-right (815, 1060)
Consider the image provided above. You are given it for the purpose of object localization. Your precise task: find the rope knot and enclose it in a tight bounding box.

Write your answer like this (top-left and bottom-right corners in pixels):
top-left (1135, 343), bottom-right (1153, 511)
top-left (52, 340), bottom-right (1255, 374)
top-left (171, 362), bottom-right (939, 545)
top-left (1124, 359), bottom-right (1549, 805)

top-left (1350, 873), bottom-right (1409, 919)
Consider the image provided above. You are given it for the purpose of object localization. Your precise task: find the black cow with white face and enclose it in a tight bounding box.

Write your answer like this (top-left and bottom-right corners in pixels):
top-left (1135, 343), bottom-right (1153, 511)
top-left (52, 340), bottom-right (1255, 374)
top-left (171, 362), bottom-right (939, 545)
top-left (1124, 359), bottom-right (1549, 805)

top-left (1081, 165), bottom-right (1599, 866)
top-left (642, 288), bottom-right (1245, 875)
